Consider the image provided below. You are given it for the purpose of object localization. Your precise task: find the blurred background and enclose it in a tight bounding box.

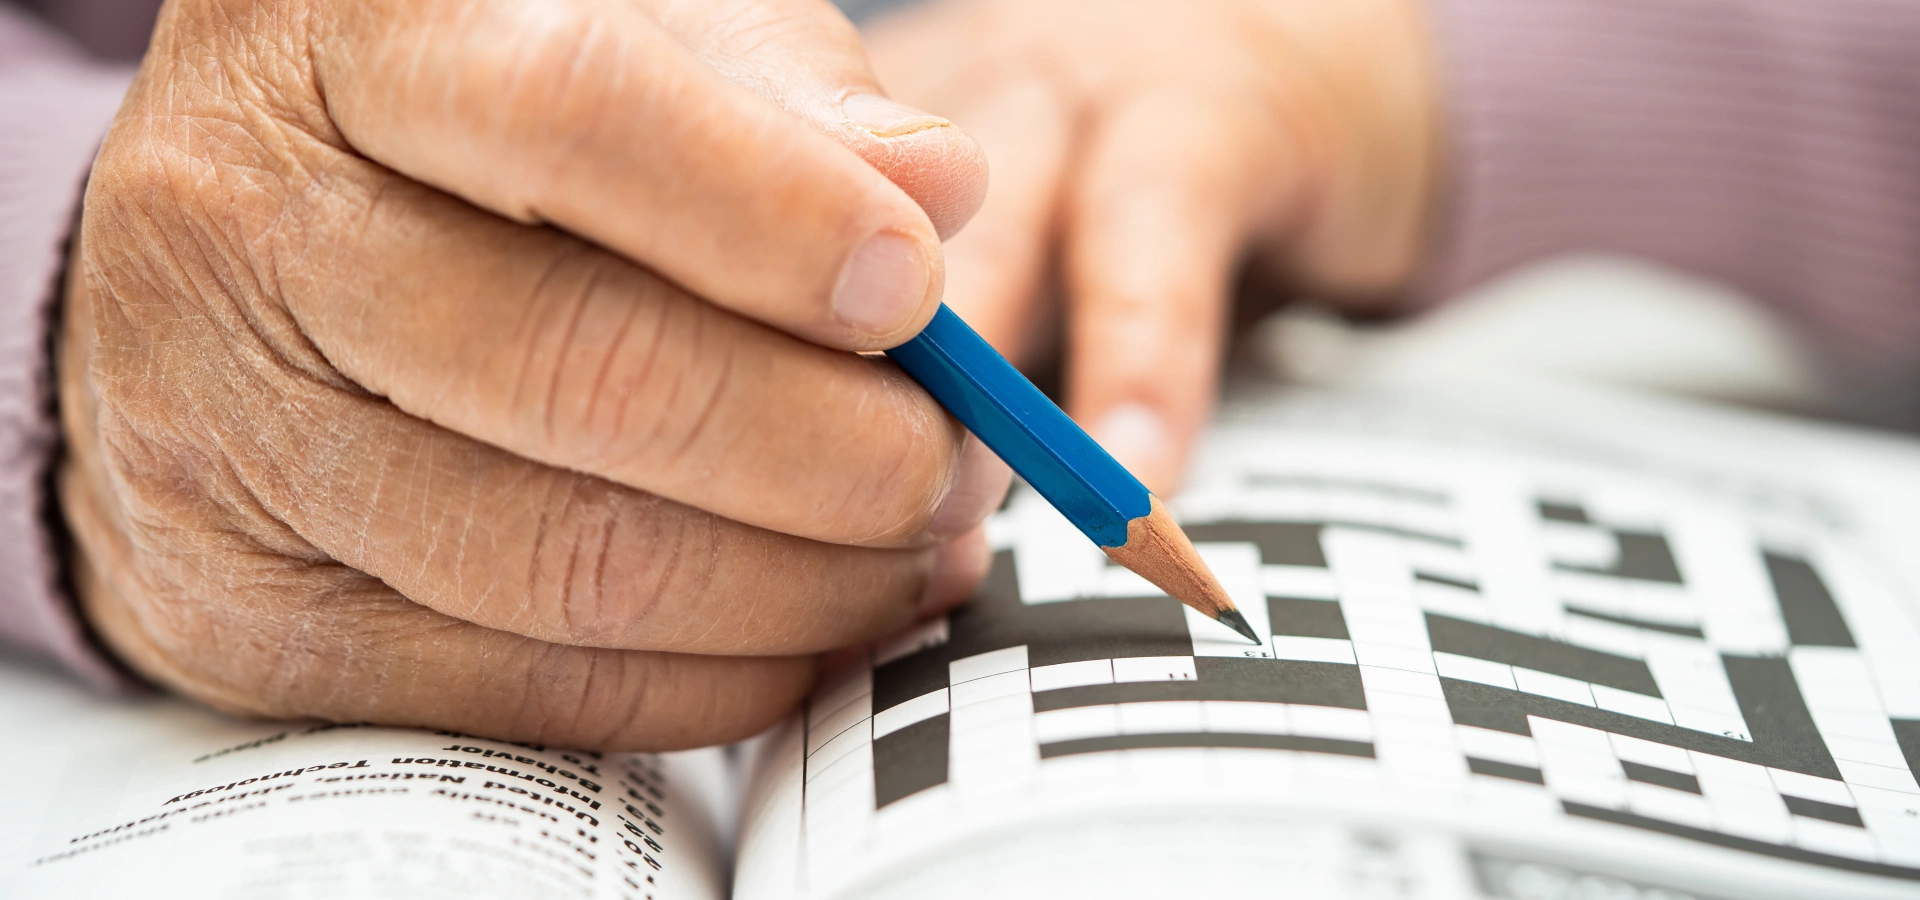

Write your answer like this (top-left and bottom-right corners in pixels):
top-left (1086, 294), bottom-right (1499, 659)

top-left (12, 0), bottom-right (1880, 433)
top-left (828, 0), bottom-right (1853, 432)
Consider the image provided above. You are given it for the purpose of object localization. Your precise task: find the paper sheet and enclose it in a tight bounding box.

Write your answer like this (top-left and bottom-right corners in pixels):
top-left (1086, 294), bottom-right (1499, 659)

top-left (0, 657), bottom-right (729, 899)
top-left (736, 384), bottom-right (1920, 900)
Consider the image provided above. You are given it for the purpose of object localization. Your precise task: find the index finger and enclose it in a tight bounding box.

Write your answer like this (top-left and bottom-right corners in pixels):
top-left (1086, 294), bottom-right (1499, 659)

top-left (1065, 89), bottom-right (1303, 493)
top-left (651, 0), bottom-right (991, 240)
top-left (307, 0), bottom-right (944, 349)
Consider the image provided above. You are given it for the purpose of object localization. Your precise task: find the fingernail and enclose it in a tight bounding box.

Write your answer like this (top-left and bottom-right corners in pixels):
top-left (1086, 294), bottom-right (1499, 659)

top-left (919, 526), bottom-right (991, 616)
top-left (1091, 402), bottom-right (1172, 485)
top-left (834, 230), bottom-right (931, 338)
top-left (843, 94), bottom-right (951, 138)
top-left (928, 436), bottom-right (1013, 539)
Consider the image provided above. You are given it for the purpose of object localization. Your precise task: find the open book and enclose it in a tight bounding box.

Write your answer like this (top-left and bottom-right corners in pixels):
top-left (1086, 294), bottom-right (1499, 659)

top-left (8, 383), bottom-right (1920, 899)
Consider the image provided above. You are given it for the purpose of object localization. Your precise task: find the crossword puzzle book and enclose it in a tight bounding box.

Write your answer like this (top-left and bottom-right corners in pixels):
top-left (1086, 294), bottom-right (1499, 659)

top-left (9, 383), bottom-right (1920, 899)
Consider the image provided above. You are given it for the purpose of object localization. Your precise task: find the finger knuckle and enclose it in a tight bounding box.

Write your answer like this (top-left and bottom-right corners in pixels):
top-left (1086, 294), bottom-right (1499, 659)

top-left (515, 264), bottom-right (739, 481)
top-left (91, 546), bottom-right (358, 719)
top-left (457, 16), bottom-right (632, 215)
top-left (524, 646), bottom-right (651, 747)
top-left (822, 371), bottom-right (962, 541)
top-left (85, 112), bottom-right (353, 392)
top-left (522, 482), bottom-right (721, 648)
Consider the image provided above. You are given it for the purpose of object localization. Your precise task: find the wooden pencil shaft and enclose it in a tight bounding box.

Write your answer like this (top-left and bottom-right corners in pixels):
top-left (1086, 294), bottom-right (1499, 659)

top-left (887, 304), bottom-right (1149, 547)
top-left (1099, 496), bottom-right (1238, 617)
top-left (888, 305), bottom-right (1252, 641)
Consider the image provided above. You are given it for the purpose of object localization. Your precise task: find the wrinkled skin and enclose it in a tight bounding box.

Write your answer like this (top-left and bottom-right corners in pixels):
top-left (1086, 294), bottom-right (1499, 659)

top-left (866, 0), bottom-right (1438, 491)
top-left (59, 0), bottom-right (1013, 750)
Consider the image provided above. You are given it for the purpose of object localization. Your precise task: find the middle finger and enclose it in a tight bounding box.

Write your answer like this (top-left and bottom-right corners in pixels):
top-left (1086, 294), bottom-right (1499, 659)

top-left (281, 155), bottom-right (985, 549)
top-left (171, 357), bottom-right (962, 654)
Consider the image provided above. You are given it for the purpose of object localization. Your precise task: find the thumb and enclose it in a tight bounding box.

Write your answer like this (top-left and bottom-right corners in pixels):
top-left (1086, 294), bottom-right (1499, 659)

top-left (651, 0), bottom-right (989, 239)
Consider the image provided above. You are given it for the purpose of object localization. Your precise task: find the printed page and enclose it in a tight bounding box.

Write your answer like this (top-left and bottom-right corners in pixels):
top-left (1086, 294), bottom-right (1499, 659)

top-left (735, 383), bottom-right (1920, 900)
top-left (0, 657), bottom-right (729, 900)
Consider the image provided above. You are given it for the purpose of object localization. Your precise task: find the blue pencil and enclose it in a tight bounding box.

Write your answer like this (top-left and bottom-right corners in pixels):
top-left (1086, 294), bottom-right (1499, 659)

top-left (888, 304), bottom-right (1260, 644)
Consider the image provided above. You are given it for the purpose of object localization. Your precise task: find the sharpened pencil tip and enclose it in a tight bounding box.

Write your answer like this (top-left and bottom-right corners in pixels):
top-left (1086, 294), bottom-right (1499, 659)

top-left (1102, 497), bottom-right (1245, 636)
top-left (1215, 608), bottom-right (1262, 644)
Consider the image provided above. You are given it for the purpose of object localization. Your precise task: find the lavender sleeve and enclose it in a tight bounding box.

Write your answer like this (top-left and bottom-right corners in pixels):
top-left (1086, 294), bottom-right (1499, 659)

top-left (0, 2), bottom-right (134, 687)
top-left (1423, 0), bottom-right (1920, 398)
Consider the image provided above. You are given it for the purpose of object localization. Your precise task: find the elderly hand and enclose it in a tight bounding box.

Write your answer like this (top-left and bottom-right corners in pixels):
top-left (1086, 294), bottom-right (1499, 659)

top-left (866, 0), bottom-right (1438, 490)
top-left (59, 0), bottom-right (1009, 749)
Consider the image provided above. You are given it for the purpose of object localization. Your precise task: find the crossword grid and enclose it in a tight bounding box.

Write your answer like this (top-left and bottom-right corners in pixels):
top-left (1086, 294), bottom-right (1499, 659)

top-left (798, 448), bottom-right (1920, 885)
